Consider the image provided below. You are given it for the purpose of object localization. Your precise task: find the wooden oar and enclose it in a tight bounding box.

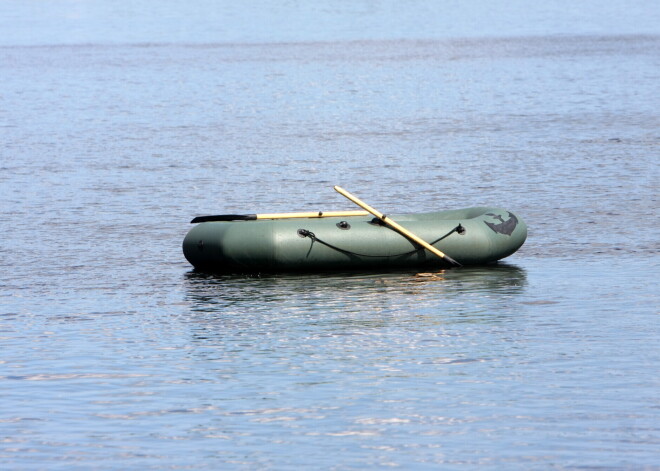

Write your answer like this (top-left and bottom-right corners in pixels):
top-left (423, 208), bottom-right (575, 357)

top-left (191, 210), bottom-right (369, 223)
top-left (333, 186), bottom-right (462, 267)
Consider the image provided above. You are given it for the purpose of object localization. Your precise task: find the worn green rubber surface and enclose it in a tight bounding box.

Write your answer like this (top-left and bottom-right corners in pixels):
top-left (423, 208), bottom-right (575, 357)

top-left (183, 207), bottom-right (527, 273)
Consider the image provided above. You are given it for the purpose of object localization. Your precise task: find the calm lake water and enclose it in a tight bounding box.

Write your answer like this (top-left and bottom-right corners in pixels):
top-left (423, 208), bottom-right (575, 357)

top-left (1, 1), bottom-right (659, 469)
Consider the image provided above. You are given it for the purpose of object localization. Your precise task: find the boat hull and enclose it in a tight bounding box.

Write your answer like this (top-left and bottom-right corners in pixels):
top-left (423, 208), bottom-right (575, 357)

top-left (183, 207), bottom-right (527, 273)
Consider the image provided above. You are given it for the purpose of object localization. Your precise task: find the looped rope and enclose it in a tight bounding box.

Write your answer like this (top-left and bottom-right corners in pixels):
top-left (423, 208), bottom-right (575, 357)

top-left (297, 224), bottom-right (464, 259)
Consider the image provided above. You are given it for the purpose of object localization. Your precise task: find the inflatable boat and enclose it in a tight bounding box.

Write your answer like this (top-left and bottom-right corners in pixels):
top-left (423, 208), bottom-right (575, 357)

top-left (183, 206), bottom-right (527, 273)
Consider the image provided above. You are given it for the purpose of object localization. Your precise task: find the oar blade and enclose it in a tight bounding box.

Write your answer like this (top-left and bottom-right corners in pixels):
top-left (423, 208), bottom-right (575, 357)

top-left (191, 214), bottom-right (257, 223)
top-left (441, 254), bottom-right (462, 268)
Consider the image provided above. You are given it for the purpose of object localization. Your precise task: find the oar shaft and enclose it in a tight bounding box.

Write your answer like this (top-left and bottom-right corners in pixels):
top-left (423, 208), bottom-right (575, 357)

top-left (256, 210), bottom-right (368, 219)
top-left (191, 210), bottom-right (369, 223)
top-left (333, 186), bottom-right (461, 267)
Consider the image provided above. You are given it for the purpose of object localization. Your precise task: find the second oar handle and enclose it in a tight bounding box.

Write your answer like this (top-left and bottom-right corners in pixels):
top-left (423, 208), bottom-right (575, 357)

top-left (333, 186), bottom-right (462, 267)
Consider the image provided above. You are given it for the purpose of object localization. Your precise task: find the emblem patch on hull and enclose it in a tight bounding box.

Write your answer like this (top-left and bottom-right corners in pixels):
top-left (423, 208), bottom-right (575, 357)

top-left (484, 212), bottom-right (518, 236)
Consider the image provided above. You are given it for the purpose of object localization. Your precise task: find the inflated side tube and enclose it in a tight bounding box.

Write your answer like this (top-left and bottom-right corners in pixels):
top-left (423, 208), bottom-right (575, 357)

top-left (182, 207), bottom-right (527, 273)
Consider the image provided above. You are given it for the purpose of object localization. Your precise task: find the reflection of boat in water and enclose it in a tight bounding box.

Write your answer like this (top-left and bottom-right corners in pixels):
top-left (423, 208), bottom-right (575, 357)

top-left (183, 263), bottom-right (528, 315)
top-left (183, 208), bottom-right (527, 273)
top-left (180, 264), bottom-right (528, 360)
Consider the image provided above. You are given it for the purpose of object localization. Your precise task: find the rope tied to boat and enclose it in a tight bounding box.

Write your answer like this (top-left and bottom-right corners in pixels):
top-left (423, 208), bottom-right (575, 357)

top-left (297, 224), bottom-right (464, 259)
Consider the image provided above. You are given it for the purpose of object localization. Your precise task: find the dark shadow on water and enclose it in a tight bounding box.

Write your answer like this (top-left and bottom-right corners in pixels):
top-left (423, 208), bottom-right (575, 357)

top-left (178, 264), bottom-right (529, 348)
top-left (183, 263), bottom-right (528, 313)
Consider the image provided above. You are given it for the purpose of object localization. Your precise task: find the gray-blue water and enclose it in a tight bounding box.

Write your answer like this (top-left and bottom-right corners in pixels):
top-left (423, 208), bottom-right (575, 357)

top-left (1, 1), bottom-right (659, 469)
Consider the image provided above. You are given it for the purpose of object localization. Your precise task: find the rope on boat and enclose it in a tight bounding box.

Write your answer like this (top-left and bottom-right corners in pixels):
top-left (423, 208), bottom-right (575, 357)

top-left (297, 224), bottom-right (464, 259)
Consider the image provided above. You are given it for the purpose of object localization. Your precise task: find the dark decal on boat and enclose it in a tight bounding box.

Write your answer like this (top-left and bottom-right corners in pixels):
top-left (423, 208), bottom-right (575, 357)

top-left (484, 212), bottom-right (518, 236)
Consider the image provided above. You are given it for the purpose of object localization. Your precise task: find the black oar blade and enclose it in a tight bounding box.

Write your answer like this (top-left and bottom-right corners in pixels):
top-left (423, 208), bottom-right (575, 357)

top-left (443, 254), bottom-right (462, 268)
top-left (190, 214), bottom-right (257, 223)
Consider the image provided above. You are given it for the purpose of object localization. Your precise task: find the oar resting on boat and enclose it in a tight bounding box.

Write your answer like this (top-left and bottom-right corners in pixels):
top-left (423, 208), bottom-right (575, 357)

top-left (183, 192), bottom-right (526, 273)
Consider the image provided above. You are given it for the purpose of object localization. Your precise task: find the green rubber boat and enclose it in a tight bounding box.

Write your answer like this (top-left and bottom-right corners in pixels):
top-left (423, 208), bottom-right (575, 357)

top-left (183, 207), bottom-right (527, 273)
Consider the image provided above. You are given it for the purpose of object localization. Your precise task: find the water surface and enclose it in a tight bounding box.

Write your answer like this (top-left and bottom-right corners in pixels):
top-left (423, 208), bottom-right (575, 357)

top-left (1, 2), bottom-right (659, 469)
